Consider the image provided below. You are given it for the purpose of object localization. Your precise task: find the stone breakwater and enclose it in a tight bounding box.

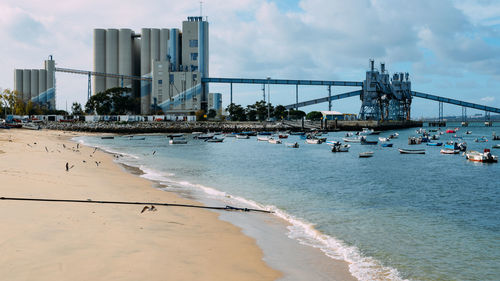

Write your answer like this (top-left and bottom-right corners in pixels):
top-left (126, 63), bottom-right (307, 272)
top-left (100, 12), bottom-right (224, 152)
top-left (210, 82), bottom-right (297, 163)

top-left (40, 120), bottom-right (422, 133)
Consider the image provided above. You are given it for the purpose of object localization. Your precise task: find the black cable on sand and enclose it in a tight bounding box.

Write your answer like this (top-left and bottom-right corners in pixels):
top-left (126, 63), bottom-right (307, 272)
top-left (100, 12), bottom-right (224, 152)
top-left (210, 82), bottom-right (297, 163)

top-left (0, 196), bottom-right (272, 213)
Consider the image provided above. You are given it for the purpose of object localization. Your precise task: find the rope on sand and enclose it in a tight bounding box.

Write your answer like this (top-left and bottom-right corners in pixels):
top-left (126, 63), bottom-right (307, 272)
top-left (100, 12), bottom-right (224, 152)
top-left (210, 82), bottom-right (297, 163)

top-left (0, 196), bottom-right (272, 213)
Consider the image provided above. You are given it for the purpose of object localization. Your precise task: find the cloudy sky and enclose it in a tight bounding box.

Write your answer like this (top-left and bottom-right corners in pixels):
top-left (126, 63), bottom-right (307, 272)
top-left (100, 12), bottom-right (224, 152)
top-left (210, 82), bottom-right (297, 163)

top-left (1, 0), bottom-right (499, 117)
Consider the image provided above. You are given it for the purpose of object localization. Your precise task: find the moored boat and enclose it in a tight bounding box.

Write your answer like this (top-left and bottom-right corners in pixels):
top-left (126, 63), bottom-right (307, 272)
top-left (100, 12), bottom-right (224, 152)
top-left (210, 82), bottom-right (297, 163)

top-left (236, 134), bottom-right (250, 139)
top-left (101, 136), bottom-right (114, 139)
top-left (305, 138), bottom-right (321, 144)
top-left (169, 138), bottom-right (188, 144)
top-left (475, 137), bottom-right (488, 142)
top-left (440, 149), bottom-right (459, 154)
top-left (268, 138), bottom-right (282, 144)
top-left (285, 142), bottom-right (299, 148)
top-left (381, 143), bottom-right (393, 147)
top-left (398, 148), bottom-right (425, 154)
top-left (444, 141), bottom-right (467, 151)
top-left (446, 129), bottom-right (456, 133)
top-left (360, 136), bottom-right (378, 145)
top-left (257, 136), bottom-right (270, 141)
top-left (378, 137), bottom-right (390, 142)
top-left (329, 141), bottom-right (350, 152)
top-left (359, 151), bottom-right (374, 158)
top-left (427, 142), bottom-right (443, 146)
top-left (465, 149), bottom-right (498, 163)
top-left (343, 137), bottom-right (361, 143)
top-left (205, 137), bottom-right (224, 143)
top-left (278, 134), bottom-right (289, 139)
top-left (408, 137), bottom-right (422, 145)
top-left (492, 144), bottom-right (500, 149)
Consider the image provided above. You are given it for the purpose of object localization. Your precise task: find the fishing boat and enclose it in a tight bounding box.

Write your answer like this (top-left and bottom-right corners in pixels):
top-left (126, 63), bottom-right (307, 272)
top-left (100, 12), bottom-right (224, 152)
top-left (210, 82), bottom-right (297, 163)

top-left (444, 141), bottom-right (467, 151)
top-left (440, 149), bottom-right (460, 154)
top-left (381, 143), bottom-right (393, 147)
top-left (427, 142), bottom-right (443, 146)
top-left (285, 142), bottom-right (299, 148)
top-left (205, 137), bottom-right (224, 143)
top-left (101, 136), bottom-right (114, 140)
top-left (331, 143), bottom-right (350, 152)
top-left (236, 134), bottom-right (250, 139)
top-left (398, 148), bottom-right (425, 154)
top-left (475, 137), bottom-right (488, 142)
top-left (360, 136), bottom-right (378, 145)
top-left (305, 138), bottom-right (322, 144)
top-left (430, 134), bottom-right (440, 140)
top-left (268, 138), bottom-right (282, 144)
top-left (22, 123), bottom-right (41, 130)
top-left (345, 132), bottom-right (354, 137)
top-left (465, 149), bottom-right (498, 163)
top-left (378, 137), bottom-right (390, 142)
top-left (257, 135), bottom-right (270, 141)
top-left (343, 137), bottom-right (361, 143)
top-left (359, 151), bottom-right (374, 158)
top-left (416, 128), bottom-right (426, 134)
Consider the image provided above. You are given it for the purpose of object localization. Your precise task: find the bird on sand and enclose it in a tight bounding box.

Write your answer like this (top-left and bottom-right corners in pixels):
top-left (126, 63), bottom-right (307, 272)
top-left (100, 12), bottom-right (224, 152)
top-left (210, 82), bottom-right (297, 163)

top-left (141, 206), bottom-right (150, 213)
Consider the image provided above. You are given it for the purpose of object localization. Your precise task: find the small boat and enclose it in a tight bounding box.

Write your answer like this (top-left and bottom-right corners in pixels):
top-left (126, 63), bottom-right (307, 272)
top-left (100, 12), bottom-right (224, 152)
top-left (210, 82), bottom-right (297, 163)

top-left (360, 136), bottom-right (378, 145)
top-left (224, 133), bottom-right (238, 137)
top-left (465, 131), bottom-right (472, 135)
top-left (360, 128), bottom-right (374, 135)
top-left (128, 136), bottom-right (146, 140)
top-left (492, 133), bottom-right (500, 140)
top-left (420, 136), bottom-right (430, 143)
top-left (398, 148), bottom-right (425, 154)
top-left (492, 144), bottom-right (500, 149)
top-left (191, 132), bottom-right (203, 135)
top-left (285, 142), bottom-right (299, 148)
top-left (278, 134), bottom-right (289, 139)
top-left (289, 132), bottom-right (305, 136)
top-left (345, 132), bottom-right (354, 137)
top-left (257, 136), bottom-right (270, 141)
top-left (465, 149), bottom-right (498, 163)
top-left (205, 138), bottom-right (224, 143)
top-left (101, 136), bottom-right (114, 139)
top-left (343, 137), bottom-right (361, 143)
top-left (195, 133), bottom-right (215, 139)
top-left (166, 133), bottom-right (184, 138)
top-left (446, 129), bottom-right (456, 134)
top-left (475, 137), bottom-right (488, 142)
top-left (408, 137), bottom-right (422, 145)
top-left (169, 137), bottom-right (188, 144)
top-left (236, 134), bottom-right (250, 139)
top-left (416, 128), bottom-right (426, 134)
top-left (388, 133), bottom-right (399, 139)
top-left (241, 131), bottom-right (257, 136)
top-left (331, 144), bottom-right (350, 152)
top-left (359, 151), bottom-right (374, 158)
top-left (22, 123), bottom-right (41, 130)
top-left (430, 134), bottom-right (440, 140)
top-left (444, 141), bottom-right (467, 151)
top-left (305, 138), bottom-right (321, 144)
top-left (381, 143), bottom-right (393, 147)
top-left (440, 149), bottom-right (460, 154)
top-left (378, 137), bottom-right (390, 142)
top-left (427, 142), bottom-right (443, 146)
top-left (268, 138), bottom-right (282, 144)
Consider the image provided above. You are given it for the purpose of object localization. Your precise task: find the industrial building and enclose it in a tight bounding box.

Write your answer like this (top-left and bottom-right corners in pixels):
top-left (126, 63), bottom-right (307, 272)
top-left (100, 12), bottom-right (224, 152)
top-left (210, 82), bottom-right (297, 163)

top-left (93, 16), bottom-right (209, 115)
top-left (13, 57), bottom-right (56, 109)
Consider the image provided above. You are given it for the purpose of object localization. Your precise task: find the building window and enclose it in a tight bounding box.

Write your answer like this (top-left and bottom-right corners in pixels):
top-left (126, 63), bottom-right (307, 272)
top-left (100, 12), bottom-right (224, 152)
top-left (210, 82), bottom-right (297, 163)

top-left (189, 40), bottom-right (198, 47)
top-left (158, 80), bottom-right (163, 85)
top-left (191, 53), bottom-right (198, 61)
top-left (158, 64), bottom-right (163, 68)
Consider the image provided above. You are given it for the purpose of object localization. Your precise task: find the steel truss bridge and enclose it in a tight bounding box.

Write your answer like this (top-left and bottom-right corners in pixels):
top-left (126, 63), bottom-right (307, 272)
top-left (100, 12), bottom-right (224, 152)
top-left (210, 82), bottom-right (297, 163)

top-left (56, 68), bottom-right (500, 119)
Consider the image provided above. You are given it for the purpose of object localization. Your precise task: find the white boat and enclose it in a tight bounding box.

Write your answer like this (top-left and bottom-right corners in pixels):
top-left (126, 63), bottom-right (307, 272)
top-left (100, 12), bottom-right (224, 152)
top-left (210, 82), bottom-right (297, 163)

top-left (196, 133), bottom-right (215, 139)
top-left (257, 136), bottom-right (270, 141)
top-left (343, 137), bottom-right (361, 143)
top-left (492, 144), bottom-right (500, 149)
top-left (305, 138), bottom-right (321, 144)
top-left (268, 138), bottom-right (282, 144)
top-left (359, 151), bottom-right (374, 158)
top-left (169, 138), bottom-right (188, 144)
top-left (205, 137), bottom-right (224, 143)
top-left (389, 132), bottom-right (399, 139)
top-left (285, 142), bottom-right (299, 148)
top-left (330, 142), bottom-right (350, 152)
top-left (22, 123), bottom-right (41, 130)
top-left (191, 132), bottom-right (203, 135)
top-left (378, 137), bottom-right (390, 142)
top-left (359, 128), bottom-right (374, 135)
top-left (465, 149), bottom-right (498, 163)
top-left (398, 148), bottom-right (425, 154)
top-left (440, 149), bottom-right (459, 154)
top-left (235, 134), bottom-right (249, 139)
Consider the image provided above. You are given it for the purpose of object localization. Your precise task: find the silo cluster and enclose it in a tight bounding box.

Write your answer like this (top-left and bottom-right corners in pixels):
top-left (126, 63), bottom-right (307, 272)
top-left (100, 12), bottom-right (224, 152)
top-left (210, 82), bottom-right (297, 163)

top-left (13, 57), bottom-right (56, 109)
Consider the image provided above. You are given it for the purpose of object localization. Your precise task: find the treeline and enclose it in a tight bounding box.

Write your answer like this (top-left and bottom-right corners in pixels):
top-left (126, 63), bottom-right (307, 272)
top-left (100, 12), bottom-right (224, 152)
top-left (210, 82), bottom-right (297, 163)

top-left (0, 88), bottom-right (67, 116)
top-left (226, 101), bottom-right (323, 121)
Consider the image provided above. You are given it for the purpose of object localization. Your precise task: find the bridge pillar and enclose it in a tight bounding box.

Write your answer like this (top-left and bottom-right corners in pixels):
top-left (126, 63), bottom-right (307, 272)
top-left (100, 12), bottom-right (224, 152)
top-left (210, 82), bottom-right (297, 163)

top-left (438, 102), bottom-right (443, 122)
top-left (87, 73), bottom-right (91, 101)
top-left (328, 85), bottom-right (331, 111)
top-left (461, 107), bottom-right (468, 127)
top-left (295, 84), bottom-right (298, 110)
top-left (485, 111), bottom-right (492, 126)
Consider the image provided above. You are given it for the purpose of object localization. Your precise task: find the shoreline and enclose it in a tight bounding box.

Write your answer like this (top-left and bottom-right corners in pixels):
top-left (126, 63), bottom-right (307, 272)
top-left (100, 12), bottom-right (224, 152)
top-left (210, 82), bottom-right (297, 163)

top-left (75, 133), bottom-right (360, 281)
top-left (0, 129), bottom-right (281, 280)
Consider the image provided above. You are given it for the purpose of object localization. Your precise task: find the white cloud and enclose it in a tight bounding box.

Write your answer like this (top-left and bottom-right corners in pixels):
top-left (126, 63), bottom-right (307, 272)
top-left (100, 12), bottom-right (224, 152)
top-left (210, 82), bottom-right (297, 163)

top-left (480, 96), bottom-right (495, 103)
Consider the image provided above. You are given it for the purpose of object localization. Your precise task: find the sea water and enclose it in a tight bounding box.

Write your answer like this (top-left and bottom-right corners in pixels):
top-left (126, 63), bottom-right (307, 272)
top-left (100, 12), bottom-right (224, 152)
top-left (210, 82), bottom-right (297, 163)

top-left (76, 123), bottom-right (500, 281)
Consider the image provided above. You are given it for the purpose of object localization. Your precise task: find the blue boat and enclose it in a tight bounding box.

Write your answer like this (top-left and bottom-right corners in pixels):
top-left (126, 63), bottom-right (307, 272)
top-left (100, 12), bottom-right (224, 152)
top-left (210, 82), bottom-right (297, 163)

top-left (444, 141), bottom-right (467, 151)
top-left (427, 142), bottom-right (443, 146)
top-left (381, 143), bottom-right (393, 147)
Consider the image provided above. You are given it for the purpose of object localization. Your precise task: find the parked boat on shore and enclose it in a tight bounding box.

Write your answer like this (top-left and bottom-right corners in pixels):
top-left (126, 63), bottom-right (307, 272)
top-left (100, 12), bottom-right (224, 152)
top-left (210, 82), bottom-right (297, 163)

top-left (398, 148), bottom-right (426, 154)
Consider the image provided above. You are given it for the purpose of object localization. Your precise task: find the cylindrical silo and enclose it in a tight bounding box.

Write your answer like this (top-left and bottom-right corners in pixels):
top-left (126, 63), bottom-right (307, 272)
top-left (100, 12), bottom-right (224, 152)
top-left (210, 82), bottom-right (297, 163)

top-left (160, 28), bottom-right (169, 61)
top-left (30, 69), bottom-right (39, 103)
top-left (151, 28), bottom-right (160, 62)
top-left (198, 20), bottom-right (209, 108)
top-left (45, 59), bottom-right (55, 108)
top-left (39, 69), bottom-right (47, 104)
top-left (22, 70), bottom-right (31, 102)
top-left (93, 29), bottom-right (106, 94)
top-left (106, 29), bottom-right (119, 89)
top-left (119, 28), bottom-right (133, 88)
top-left (169, 29), bottom-right (179, 70)
top-left (140, 28), bottom-right (152, 115)
top-left (14, 69), bottom-right (23, 98)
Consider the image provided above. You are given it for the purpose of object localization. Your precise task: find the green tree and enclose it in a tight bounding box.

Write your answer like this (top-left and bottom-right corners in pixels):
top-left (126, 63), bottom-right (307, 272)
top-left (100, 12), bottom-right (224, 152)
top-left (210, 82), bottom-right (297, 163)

top-left (85, 87), bottom-right (134, 115)
top-left (71, 102), bottom-right (84, 116)
top-left (306, 111), bottom-right (323, 121)
top-left (226, 103), bottom-right (246, 121)
top-left (207, 109), bottom-right (217, 119)
top-left (289, 109), bottom-right (306, 120)
top-left (245, 104), bottom-right (257, 121)
top-left (273, 105), bottom-right (287, 120)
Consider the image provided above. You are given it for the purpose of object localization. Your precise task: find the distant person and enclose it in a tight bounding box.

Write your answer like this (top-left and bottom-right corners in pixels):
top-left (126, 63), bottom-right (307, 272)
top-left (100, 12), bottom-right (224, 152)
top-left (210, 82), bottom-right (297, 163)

top-left (66, 162), bottom-right (69, 172)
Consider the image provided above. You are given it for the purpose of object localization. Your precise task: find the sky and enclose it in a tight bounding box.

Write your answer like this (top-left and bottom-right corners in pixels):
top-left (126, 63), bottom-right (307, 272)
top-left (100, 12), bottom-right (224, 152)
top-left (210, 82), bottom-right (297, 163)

top-left (1, 0), bottom-right (499, 118)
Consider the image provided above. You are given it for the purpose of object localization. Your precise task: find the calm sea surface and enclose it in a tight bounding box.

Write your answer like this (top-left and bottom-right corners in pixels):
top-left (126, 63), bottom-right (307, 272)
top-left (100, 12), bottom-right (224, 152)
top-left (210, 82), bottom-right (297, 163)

top-left (76, 122), bottom-right (500, 281)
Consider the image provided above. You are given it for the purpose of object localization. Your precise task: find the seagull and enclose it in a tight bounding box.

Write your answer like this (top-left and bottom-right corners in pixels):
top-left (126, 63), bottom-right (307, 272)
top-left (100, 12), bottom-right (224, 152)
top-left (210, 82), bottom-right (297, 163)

top-left (141, 206), bottom-right (150, 213)
top-left (63, 144), bottom-right (66, 149)
top-left (93, 147), bottom-right (97, 154)
top-left (45, 146), bottom-right (48, 152)
top-left (66, 162), bottom-right (69, 171)
top-left (83, 160), bottom-right (86, 163)
top-left (152, 151), bottom-right (156, 155)
top-left (150, 205), bottom-right (157, 212)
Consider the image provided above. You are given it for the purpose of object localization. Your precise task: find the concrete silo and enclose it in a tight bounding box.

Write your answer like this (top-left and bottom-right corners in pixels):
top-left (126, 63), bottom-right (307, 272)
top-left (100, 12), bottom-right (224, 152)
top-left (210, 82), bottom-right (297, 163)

top-left (22, 70), bottom-right (31, 102)
top-left (198, 20), bottom-right (209, 108)
top-left (160, 28), bottom-right (169, 61)
top-left (151, 28), bottom-right (160, 62)
top-left (169, 29), bottom-right (180, 70)
top-left (140, 28), bottom-right (151, 114)
top-left (30, 69), bottom-right (39, 103)
top-left (38, 69), bottom-right (47, 104)
top-left (45, 58), bottom-right (55, 108)
top-left (119, 29), bottom-right (133, 88)
top-left (93, 29), bottom-right (106, 94)
top-left (14, 69), bottom-right (23, 98)
top-left (106, 29), bottom-right (119, 88)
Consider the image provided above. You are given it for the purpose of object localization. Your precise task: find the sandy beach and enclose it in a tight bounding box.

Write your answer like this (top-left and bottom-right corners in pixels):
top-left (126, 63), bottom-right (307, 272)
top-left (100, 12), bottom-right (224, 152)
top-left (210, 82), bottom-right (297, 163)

top-left (0, 129), bottom-right (281, 280)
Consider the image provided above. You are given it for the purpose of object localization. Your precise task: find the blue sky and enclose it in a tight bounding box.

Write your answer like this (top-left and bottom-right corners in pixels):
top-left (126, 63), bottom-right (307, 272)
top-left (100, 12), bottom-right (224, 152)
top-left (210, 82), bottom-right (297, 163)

top-left (1, 0), bottom-right (499, 118)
